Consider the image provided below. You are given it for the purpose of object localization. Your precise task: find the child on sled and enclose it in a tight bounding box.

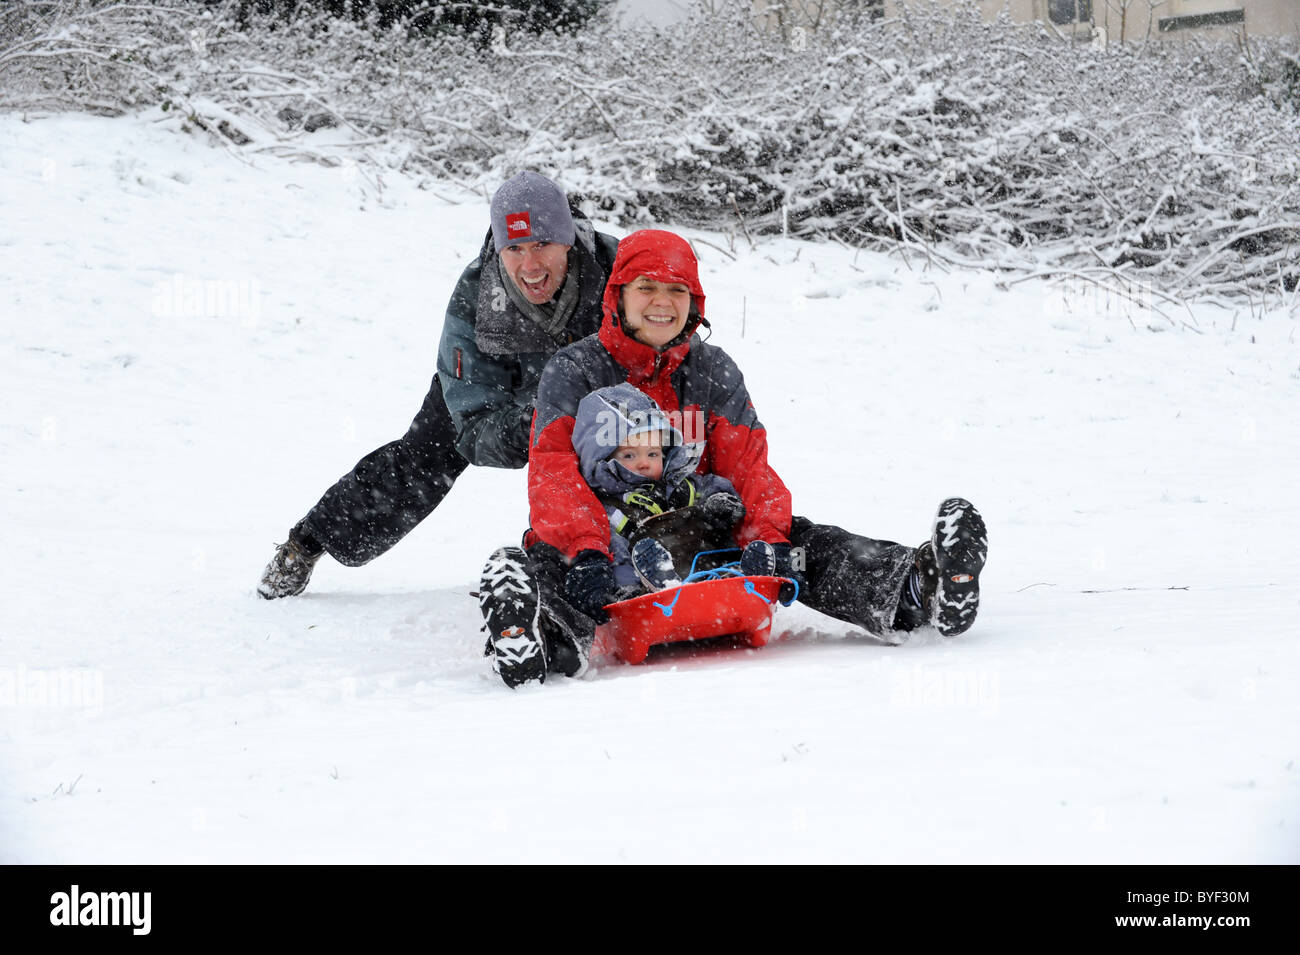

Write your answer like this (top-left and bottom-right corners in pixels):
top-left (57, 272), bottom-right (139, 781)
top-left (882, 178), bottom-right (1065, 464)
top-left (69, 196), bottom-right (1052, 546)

top-left (571, 382), bottom-right (777, 596)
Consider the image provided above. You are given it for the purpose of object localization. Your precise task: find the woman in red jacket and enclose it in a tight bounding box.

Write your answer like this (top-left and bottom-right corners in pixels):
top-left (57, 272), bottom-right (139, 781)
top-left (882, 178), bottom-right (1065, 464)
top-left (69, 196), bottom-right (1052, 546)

top-left (479, 230), bottom-right (987, 688)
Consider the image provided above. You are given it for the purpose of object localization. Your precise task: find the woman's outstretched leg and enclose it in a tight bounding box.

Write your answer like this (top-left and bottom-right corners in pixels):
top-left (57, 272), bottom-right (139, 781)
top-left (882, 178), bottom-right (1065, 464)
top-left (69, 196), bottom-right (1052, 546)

top-left (789, 498), bottom-right (987, 638)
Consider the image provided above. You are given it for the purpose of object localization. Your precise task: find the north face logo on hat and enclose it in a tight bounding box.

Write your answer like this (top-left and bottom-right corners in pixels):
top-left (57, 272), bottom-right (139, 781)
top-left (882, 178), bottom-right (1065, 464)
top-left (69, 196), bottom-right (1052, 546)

top-left (506, 212), bottom-right (531, 237)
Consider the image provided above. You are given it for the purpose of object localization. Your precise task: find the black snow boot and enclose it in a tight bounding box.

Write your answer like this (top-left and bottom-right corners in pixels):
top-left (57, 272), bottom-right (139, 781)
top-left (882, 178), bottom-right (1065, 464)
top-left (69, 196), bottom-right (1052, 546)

top-left (523, 542), bottom-right (598, 680)
top-left (631, 537), bottom-right (682, 591)
top-left (910, 498), bottom-right (988, 636)
top-left (257, 522), bottom-right (324, 599)
top-left (479, 547), bottom-right (546, 688)
top-left (542, 615), bottom-right (593, 680)
top-left (740, 540), bottom-right (777, 577)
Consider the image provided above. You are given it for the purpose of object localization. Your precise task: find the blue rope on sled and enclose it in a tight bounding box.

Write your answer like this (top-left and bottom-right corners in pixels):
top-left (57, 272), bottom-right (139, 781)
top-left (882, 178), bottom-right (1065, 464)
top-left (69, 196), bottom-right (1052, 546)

top-left (651, 549), bottom-right (799, 617)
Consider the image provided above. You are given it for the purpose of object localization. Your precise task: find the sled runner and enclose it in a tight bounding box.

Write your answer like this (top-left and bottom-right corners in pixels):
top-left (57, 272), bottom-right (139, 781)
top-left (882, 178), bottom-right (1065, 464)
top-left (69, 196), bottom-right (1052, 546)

top-left (594, 548), bottom-right (798, 665)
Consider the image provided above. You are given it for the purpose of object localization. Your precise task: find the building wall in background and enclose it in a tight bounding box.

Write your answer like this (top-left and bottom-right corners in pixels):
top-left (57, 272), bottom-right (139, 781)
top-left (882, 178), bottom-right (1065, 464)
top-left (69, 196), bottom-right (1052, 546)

top-left (751, 1), bottom-right (1299, 41)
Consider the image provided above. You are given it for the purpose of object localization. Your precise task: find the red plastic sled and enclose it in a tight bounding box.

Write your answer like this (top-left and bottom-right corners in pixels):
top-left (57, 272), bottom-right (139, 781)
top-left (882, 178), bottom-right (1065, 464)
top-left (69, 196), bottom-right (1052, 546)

top-left (594, 575), bottom-right (787, 664)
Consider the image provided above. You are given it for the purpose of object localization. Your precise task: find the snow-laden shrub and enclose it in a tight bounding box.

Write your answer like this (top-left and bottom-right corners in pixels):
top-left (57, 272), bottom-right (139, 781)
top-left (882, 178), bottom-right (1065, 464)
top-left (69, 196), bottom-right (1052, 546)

top-left (2, 0), bottom-right (1298, 300)
top-left (222, 0), bottom-right (608, 40)
top-left (1240, 37), bottom-right (1300, 112)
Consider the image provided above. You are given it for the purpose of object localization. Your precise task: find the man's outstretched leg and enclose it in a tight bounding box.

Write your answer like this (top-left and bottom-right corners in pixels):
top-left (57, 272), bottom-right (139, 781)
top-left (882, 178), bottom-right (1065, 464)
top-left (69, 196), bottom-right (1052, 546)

top-left (258, 374), bottom-right (468, 598)
top-left (257, 520), bottom-right (323, 599)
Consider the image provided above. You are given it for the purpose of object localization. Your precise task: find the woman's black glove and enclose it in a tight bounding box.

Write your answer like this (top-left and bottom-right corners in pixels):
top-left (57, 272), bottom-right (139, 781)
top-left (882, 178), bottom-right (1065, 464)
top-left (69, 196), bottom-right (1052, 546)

top-left (564, 549), bottom-right (618, 624)
top-left (697, 492), bottom-right (745, 531)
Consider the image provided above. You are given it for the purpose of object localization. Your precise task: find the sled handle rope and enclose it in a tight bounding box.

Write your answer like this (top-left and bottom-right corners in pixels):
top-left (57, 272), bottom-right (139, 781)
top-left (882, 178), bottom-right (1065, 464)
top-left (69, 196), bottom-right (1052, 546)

top-left (687, 547), bottom-right (742, 578)
top-left (650, 549), bottom-right (799, 617)
top-left (689, 548), bottom-right (800, 602)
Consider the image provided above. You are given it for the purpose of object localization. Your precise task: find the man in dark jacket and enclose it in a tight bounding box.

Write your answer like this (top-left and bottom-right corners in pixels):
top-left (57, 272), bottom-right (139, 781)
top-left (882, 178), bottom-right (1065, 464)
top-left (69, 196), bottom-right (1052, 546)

top-left (258, 172), bottom-right (620, 598)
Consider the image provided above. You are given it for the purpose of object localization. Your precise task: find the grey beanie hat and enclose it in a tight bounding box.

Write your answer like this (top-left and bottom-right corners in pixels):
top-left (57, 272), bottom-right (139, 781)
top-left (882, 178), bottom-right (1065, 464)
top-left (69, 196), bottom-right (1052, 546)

top-left (490, 171), bottom-right (577, 252)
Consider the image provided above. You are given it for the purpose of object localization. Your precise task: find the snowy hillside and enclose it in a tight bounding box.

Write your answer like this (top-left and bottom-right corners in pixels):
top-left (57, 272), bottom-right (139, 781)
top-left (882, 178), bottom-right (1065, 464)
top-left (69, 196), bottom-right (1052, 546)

top-left (1, 112), bottom-right (1297, 863)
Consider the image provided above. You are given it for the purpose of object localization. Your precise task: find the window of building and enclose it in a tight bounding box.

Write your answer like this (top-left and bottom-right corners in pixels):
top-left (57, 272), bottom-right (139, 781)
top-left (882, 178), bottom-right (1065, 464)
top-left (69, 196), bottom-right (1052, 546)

top-left (1048, 0), bottom-right (1093, 24)
top-left (1158, 9), bottom-right (1246, 33)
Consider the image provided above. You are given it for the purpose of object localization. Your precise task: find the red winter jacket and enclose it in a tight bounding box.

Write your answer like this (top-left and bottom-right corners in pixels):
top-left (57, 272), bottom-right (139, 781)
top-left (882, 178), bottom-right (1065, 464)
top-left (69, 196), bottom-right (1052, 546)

top-left (525, 229), bottom-right (792, 561)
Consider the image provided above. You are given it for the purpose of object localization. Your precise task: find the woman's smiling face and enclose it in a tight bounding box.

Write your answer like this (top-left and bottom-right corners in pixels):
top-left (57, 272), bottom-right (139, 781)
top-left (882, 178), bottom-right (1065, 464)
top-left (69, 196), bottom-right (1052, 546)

top-left (620, 275), bottom-right (692, 349)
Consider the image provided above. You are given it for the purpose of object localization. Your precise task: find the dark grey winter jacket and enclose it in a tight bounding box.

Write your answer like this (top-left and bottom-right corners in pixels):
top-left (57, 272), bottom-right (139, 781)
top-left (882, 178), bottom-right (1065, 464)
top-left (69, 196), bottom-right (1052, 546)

top-left (435, 213), bottom-right (619, 468)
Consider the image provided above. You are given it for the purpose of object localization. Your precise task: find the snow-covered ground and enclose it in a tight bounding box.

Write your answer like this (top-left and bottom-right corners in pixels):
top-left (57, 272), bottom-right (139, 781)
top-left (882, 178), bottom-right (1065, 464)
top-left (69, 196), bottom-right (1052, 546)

top-left (2, 112), bottom-right (1297, 863)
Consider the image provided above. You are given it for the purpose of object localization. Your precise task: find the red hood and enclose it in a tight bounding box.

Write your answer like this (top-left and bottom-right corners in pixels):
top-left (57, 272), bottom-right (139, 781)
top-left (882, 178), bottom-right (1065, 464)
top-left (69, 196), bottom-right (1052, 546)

top-left (598, 230), bottom-right (706, 385)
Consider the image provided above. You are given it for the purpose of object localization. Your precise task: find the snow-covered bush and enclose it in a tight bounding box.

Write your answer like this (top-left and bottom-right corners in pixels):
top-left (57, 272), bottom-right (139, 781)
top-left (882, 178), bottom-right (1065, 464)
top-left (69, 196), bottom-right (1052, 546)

top-left (3, 0), bottom-right (1298, 300)
top-left (225, 0), bottom-right (608, 40)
